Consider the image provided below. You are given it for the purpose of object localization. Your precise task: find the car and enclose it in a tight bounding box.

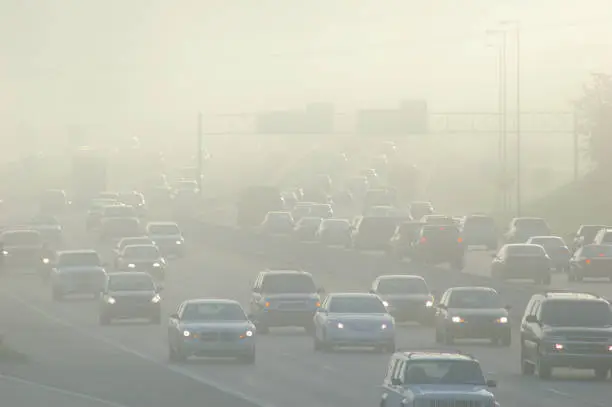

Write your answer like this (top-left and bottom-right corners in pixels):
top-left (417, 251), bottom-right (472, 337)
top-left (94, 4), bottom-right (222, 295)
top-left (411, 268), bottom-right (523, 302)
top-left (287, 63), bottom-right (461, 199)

top-left (316, 218), bottom-right (352, 247)
top-left (369, 275), bottom-right (434, 324)
top-left (571, 224), bottom-right (609, 252)
top-left (86, 199), bottom-right (120, 230)
top-left (380, 351), bottom-right (499, 407)
top-left (347, 175), bottom-right (369, 197)
top-left (386, 221), bottom-right (425, 259)
top-left (360, 168), bottom-right (379, 186)
top-left (459, 214), bottom-right (498, 249)
top-left (291, 202), bottom-right (313, 221)
top-left (409, 224), bottom-right (465, 270)
top-left (145, 222), bottom-right (185, 257)
top-left (351, 216), bottom-right (407, 251)
top-left (313, 292), bottom-right (395, 352)
top-left (504, 217), bottom-right (551, 243)
top-left (526, 236), bottom-right (571, 272)
top-left (281, 191), bottom-right (298, 210)
top-left (29, 215), bottom-right (63, 247)
top-left (421, 214), bottom-right (455, 225)
top-left (119, 191), bottom-right (146, 215)
top-left (491, 244), bottom-right (552, 284)
top-left (101, 204), bottom-right (138, 221)
top-left (408, 201), bottom-right (434, 220)
top-left (99, 217), bottom-right (141, 243)
top-left (520, 291), bottom-right (612, 379)
top-left (115, 244), bottom-right (166, 279)
top-left (434, 287), bottom-right (511, 345)
top-left (293, 217), bottom-right (323, 242)
top-left (171, 179), bottom-right (199, 195)
top-left (309, 203), bottom-right (333, 219)
top-left (363, 189), bottom-right (395, 210)
top-left (50, 250), bottom-right (107, 301)
top-left (260, 211), bottom-right (295, 235)
top-left (113, 236), bottom-right (155, 260)
top-left (1, 229), bottom-right (45, 271)
top-left (99, 272), bottom-right (162, 325)
top-left (249, 270), bottom-right (323, 334)
top-left (168, 299), bottom-right (256, 364)
top-left (568, 244), bottom-right (612, 281)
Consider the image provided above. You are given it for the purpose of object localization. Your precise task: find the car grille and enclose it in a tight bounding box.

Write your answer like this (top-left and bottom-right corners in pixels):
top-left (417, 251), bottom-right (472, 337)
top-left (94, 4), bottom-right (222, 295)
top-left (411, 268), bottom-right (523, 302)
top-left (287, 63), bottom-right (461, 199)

top-left (198, 331), bottom-right (238, 342)
top-left (463, 316), bottom-right (497, 324)
top-left (565, 343), bottom-right (610, 354)
top-left (345, 321), bottom-right (381, 331)
top-left (277, 301), bottom-right (309, 310)
top-left (415, 400), bottom-right (482, 407)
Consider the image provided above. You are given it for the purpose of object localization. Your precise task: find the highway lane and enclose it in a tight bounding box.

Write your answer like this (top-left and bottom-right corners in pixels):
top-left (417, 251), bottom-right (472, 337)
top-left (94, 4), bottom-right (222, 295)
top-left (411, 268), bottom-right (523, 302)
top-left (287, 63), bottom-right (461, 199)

top-left (2, 213), bottom-right (608, 407)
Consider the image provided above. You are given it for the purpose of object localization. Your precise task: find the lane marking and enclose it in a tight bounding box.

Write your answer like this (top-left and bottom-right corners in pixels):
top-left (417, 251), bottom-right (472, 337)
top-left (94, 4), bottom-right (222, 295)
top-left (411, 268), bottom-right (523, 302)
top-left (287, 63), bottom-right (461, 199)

top-left (4, 292), bottom-right (276, 407)
top-left (0, 373), bottom-right (131, 407)
top-left (546, 387), bottom-right (607, 407)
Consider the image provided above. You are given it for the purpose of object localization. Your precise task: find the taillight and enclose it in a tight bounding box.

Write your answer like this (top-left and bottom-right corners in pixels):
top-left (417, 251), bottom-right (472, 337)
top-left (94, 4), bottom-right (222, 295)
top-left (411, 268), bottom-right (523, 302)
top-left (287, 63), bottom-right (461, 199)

top-left (599, 253), bottom-right (605, 257)
top-left (585, 259), bottom-right (591, 265)
top-left (457, 237), bottom-right (463, 243)
top-left (420, 237), bottom-right (427, 244)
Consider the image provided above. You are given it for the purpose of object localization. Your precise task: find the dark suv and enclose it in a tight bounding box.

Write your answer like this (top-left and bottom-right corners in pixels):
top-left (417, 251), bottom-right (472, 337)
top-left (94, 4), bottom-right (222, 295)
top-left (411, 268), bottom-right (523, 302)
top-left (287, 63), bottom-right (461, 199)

top-left (520, 291), bottom-right (612, 380)
top-left (409, 225), bottom-right (465, 270)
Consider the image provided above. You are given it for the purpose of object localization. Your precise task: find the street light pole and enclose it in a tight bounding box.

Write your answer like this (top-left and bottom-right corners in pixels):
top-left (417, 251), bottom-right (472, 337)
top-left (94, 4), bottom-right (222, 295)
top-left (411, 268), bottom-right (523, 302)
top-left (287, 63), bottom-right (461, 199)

top-left (197, 112), bottom-right (203, 195)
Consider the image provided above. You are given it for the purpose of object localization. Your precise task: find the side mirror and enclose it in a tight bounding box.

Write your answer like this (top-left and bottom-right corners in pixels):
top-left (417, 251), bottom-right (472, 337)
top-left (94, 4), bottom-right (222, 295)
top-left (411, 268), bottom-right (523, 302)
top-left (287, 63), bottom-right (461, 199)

top-left (390, 378), bottom-right (402, 386)
top-left (170, 313), bottom-right (179, 320)
top-left (486, 379), bottom-right (497, 388)
top-left (525, 315), bottom-right (538, 323)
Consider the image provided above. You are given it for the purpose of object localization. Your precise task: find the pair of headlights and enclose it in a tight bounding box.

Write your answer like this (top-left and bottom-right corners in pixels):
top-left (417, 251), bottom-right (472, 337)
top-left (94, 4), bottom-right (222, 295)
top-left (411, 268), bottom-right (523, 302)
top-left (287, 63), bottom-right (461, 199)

top-left (107, 294), bottom-right (160, 304)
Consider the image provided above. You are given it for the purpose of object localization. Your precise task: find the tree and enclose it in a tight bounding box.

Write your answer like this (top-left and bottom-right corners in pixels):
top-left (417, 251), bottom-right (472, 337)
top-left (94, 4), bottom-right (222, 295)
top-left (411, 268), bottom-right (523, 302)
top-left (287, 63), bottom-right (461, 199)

top-left (575, 73), bottom-right (612, 172)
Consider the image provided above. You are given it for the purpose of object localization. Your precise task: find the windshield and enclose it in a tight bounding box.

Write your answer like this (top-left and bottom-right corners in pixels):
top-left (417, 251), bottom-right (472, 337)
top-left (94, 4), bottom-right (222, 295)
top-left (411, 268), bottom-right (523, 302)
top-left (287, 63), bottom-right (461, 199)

top-left (377, 279), bottom-right (429, 295)
top-left (403, 361), bottom-right (485, 385)
top-left (298, 218), bottom-right (322, 227)
top-left (329, 297), bottom-right (387, 313)
top-left (119, 238), bottom-right (152, 249)
top-left (148, 224), bottom-right (180, 235)
top-left (104, 206), bottom-right (135, 217)
top-left (2, 231), bottom-right (41, 245)
top-left (448, 291), bottom-right (502, 309)
top-left (123, 245), bottom-right (159, 259)
top-left (464, 217), bottom-right (495, 228)
top-left (579, 226), bottom-right (607, 241)
top-left (515, 218), bottom-right (549, 232)
top-left (541, 301), bottom-right (612, 327)
top-left (601, 232), bottom-right (612, 243)
top-left (507, 245), bottom-right (545, 255)
top-left (261, 274), bottom-right (316, 294)
top-left (109, 275), bottom-right (155, 291)
top-left (181, 303), bottom-right (246, 322)
top-left (529, 237), bottom-right (565, 247)
top-left (581, 245), bottom-right (612, 257)
top-left (322, 220), bottom-right (350, 230)
top-left (58, 252), bottom-right (101, 267)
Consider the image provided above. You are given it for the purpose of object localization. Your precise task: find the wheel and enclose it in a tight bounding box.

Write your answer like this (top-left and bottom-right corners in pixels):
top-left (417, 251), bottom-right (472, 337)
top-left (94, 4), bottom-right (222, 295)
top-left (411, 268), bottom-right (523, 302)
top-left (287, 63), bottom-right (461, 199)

top-left (594, 367), bottom-right (609, 380)
top-left (256, 322), bottom-right (269, 334)
top-left (99, 314), bottom-right (111, 325)
top-left (450, 257), bottom-right (464, 271)
top-left (238, 351), bottom-right (256, 365)
top-left (520, 347), bottom-right (535, 375)
top-left (537, 350), bottom-right (552, 379)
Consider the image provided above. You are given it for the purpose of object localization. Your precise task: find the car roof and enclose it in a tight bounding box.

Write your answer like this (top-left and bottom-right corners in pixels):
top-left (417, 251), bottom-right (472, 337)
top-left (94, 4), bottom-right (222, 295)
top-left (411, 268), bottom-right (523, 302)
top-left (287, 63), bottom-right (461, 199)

top-left (513, 216), bottom-right (544, 221)
top-left (262, 269), bottom-right (312, 276)
top-left (504, 243), bottom-right (542, 248)
top-left (57, 249), bottom-right (98, 255)
top-left (2, 228), bottom-right (40, 234)
top-left (183, 298), bottom-right (241, 306)
top-left (538, 291), bottom-right (606, 301)
top-left (327, 292), bottom-right (379, 299)
top-left (529, 236), bottom-right (562, 240)
top-left (399, 352), bottom-right (476, 362)
top-left (377, 274), bottom-right (425, 281)
top-left (448, 286), bottom-right (497, 293)
top-left (147, 221), bottom-right (178, 226)
top-left (119, 236), bottom-right (150, 241)
top-left (103, 217), bottom-right (139, 222)
top-left (123, 244), bottom-right (157, 250)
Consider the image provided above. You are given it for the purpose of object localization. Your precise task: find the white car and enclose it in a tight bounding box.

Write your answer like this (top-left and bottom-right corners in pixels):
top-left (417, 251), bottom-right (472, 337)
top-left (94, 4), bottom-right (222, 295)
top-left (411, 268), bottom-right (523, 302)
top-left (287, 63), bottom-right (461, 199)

top-left (313, 293), bottom-right (395, 352)
top-left (380, 351), bottom-right (499, 407)
top-left (168, 299), bottom-right (256, 364)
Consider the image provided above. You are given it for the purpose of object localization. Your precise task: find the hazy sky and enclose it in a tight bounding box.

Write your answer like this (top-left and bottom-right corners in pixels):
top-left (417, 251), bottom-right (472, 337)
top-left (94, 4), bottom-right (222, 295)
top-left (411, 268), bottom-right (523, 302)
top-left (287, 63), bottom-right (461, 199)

top-left (2, 0), bottom-right (612, 137)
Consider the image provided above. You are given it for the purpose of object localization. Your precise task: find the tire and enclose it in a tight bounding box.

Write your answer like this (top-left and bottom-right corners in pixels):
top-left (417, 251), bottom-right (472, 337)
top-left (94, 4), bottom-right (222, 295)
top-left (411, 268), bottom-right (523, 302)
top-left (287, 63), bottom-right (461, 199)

top-left (521, 347), bottom-right (535, 375)
top-left (501, 333), bottom-right (512, 347)
top-left (99, 314), bottom-right (111, 325)
top-left (238, 351), bottom-right (256, 365)
top-left (444, 330), bottom-right (455, 345)
top-left (256, 322), bottom-right (269, 335)
top-left (537, 351), bottom-right (552, 379)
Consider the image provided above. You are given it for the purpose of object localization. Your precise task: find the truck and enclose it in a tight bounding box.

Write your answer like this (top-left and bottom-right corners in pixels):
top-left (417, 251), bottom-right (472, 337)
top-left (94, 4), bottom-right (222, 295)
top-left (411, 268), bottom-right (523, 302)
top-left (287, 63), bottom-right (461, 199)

top-left (236, 186), bottom-right (283, 228)
top-left (71, 147), bottom-right (108, 207)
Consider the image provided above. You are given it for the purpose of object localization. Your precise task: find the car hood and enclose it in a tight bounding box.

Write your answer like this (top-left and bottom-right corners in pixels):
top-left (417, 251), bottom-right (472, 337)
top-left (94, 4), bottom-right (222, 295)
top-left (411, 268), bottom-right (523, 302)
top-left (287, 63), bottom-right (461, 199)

top-left (407, 384), bottom-right (493, 397)
top-left (108, 290), bottom-right (156, 298)
top-left (56, 266), bottom-right (107, 274)
top-left (448, 308), bottom-right (508, 318)
top-left (180, 321), bottom-right (254, 331)
top-left (380, 294), bottom-right (432, 302)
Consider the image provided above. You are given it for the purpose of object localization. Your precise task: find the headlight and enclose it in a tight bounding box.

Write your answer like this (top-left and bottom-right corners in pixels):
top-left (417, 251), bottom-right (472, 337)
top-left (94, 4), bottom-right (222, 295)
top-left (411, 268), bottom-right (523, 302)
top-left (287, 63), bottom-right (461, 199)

top-left (451, 316), bottom-right (464, 323)
top-left (107, 297), bottom-right (116, 304)
top-left (151, 294), bottom-right (161, 303)
top-left (425, 300), bottom-right (433, 307)
top-left (152, 262), bottom-right (161, 267)
top-left (554, 343), bottom-right (564, 350)
top-left (127, 263), bottom-right (136, 268)
top-left (182, 330), bottom-right (191, 337)
top-left (336, 322), bottom-right (344, 329)
top-left (2, 250), bottom-right (8, 256)
top-left (243, 330), bottom-right (254, 338)
top-left (42, 258), bottom-right (50, 264)
top-left (382, 301), bottom-right (389, 307)
top-left (496, 317), bottom-right (508, 324)
top-left (176, 240), bottom-right (182, 245)
top-left (381, 323), bottom-right (388, 330)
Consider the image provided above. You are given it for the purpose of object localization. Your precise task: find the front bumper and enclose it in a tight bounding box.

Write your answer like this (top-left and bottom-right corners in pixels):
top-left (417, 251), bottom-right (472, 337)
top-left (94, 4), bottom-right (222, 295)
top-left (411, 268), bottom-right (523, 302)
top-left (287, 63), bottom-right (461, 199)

top-left (446, 321), bottom-right (510, 339)
top-left (102, 302), bottom-right (160, 319)
top-left (179, 337), bottom-right (255, 357)
top-left (257, 309), bottom-right (316, 327)
top-left (388, 304), bottom-right (435, 322)
top-left (541, 348), bottom-right (612, 369)
top-left (325, 326), bottom-right (395, 346)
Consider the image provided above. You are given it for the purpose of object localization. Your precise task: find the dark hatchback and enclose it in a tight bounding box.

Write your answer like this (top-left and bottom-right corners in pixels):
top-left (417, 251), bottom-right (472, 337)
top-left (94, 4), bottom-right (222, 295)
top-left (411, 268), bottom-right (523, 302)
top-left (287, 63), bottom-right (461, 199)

top-left (99, 272), bottom-right (162, 325)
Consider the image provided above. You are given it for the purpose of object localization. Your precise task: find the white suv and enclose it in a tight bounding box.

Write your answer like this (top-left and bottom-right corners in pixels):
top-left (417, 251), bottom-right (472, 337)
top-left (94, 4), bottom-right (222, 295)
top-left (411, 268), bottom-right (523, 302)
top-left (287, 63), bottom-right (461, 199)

top-left (380, 351), bottom-right (500, 407)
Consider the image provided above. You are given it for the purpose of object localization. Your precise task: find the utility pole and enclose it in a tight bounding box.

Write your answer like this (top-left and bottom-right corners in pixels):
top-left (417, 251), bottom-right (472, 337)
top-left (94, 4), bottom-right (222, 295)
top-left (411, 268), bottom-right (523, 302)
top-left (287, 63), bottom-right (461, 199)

top-left (197, 112), bottom-right (203, 195)
top-left (573, 110), bottom-right (579, 180)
